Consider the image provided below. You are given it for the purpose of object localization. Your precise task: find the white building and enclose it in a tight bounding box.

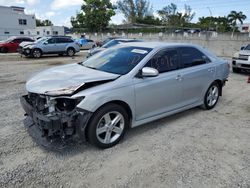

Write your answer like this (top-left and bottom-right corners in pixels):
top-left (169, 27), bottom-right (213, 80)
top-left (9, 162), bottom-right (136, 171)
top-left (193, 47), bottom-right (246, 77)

top-left (237, 23), bottom-right (250, 33)
top-left (24, 26), bottom-right (65, 37)
top-left (0, 6), bottom-right (36, 39)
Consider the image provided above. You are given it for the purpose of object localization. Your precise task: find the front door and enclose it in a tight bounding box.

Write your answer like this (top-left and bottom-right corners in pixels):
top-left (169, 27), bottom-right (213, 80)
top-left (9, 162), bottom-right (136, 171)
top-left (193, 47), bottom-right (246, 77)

top-left (134, 49), bottom-right (183, 121)
top-left (43, 38), bottom-right (56, 53)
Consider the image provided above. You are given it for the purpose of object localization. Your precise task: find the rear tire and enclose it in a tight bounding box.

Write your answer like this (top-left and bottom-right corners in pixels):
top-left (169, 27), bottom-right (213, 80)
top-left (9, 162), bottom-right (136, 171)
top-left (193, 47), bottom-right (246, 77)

top-left (202, 82), bottom-right (220, 110)
top-left (32, 48), bottom-right (42, 58)
top-left (0, 47), bottom-right (8, 53)
top-left (86, 104), bottom-right (129, 149)
top-left (232, 67), bottom-right (241, 73)
top-left (67, 48), bottom-right (75, 57)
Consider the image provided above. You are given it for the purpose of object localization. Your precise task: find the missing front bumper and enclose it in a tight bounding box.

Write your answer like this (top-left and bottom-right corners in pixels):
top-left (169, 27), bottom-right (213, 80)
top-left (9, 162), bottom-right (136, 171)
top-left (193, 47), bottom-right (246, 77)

top-left (20, 95), bottom-right (92, 150)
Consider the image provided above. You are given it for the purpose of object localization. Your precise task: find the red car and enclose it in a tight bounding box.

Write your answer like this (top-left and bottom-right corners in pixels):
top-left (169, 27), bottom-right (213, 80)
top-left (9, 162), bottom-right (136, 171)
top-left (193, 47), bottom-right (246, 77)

top-left (0, 36), bottom-right (34, 53)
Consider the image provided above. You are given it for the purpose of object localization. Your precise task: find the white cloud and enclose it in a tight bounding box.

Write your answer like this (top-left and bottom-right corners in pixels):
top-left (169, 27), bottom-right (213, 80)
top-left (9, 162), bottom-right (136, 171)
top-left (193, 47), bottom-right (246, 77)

top-left (55, 16), bottom-right (72, 27)
top-left (110, 13), bottom-right (124, 25)
top-left (50, 0), bottom-right (82, 10)
top-left (27, 0), bottom-right (39, 6)
top-left (45, 11), bottom-right (55, 18)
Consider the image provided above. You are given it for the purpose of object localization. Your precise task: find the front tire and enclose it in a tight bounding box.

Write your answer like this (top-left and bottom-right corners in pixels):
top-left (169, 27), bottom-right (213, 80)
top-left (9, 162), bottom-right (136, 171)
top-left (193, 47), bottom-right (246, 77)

top-left (32, 48), bottom-right (42, 58)
top-left (86, 104), bottom-right (129, 149)
top-left (202, 82), bottom-right (220, 110)
top-left (0, 47), bottom-right (8, 53)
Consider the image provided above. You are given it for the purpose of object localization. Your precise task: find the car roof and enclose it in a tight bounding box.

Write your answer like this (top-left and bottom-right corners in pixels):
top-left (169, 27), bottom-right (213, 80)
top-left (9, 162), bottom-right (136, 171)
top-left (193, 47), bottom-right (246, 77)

top-left (119, 42), bottom-right (201, 49)
top-left (114, 38), bottom-right (140, 42)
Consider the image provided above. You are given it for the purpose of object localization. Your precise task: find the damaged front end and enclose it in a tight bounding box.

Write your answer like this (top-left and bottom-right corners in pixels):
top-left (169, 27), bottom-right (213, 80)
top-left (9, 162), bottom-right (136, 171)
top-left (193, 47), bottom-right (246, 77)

top-left (20, 93), bottom-right (92, 150)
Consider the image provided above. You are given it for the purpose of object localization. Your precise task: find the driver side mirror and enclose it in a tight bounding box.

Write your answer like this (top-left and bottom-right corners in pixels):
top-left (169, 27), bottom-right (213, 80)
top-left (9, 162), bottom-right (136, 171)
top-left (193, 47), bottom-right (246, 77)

top-left (141, 67), bottom-right (159, 77)
top-left (241, 46), bottom-right (245, 50)
top-left (44, 41), bottom-right (48, 45)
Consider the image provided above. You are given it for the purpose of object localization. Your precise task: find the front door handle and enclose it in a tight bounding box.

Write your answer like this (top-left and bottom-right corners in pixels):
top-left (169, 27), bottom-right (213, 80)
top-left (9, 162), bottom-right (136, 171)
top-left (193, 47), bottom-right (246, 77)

top-left (175, 75), bottom-right (182, 81)
top-left (208, 68), bottom-right (215, 73)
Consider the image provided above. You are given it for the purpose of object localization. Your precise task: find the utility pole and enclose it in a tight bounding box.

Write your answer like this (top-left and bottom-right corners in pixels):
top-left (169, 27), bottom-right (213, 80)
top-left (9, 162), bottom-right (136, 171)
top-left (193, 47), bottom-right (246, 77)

top-left (207, 7), bottom-right (212, 31)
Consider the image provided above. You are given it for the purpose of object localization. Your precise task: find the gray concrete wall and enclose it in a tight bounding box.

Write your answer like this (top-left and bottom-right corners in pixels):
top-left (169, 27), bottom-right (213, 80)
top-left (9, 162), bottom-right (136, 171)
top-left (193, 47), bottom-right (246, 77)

top-left (77, 32), bottom-right (250, 57)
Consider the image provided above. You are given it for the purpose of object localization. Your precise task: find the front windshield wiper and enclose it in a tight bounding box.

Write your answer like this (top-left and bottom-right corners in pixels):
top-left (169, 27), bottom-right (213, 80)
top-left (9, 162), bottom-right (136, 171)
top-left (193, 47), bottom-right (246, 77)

top-left (78, 62), bottom-right (97, 70)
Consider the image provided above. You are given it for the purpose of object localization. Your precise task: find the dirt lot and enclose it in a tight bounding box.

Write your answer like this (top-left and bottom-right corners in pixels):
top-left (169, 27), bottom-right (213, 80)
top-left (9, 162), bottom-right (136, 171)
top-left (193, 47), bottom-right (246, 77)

top-left (0, 52), bottom-right (249, 188)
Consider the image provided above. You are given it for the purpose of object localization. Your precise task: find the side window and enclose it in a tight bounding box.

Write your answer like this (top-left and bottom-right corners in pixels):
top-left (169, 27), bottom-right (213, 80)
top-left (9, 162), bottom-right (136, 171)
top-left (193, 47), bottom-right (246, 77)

top-left (47, 38), bottom-right (55, 44)
top-left (145, 49), bottom-right (179, 73)
top-left (179, 47), bottom-right (210, 68)
top-left (12, 39), bottom-right (21, 43)
top-left (57, 38), bottom-right (73, 43)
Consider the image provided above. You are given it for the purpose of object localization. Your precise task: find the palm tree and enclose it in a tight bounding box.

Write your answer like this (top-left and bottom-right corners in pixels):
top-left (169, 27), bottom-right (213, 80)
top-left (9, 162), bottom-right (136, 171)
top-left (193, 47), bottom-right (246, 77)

top-left (228, 11), bottom-right (247, 37)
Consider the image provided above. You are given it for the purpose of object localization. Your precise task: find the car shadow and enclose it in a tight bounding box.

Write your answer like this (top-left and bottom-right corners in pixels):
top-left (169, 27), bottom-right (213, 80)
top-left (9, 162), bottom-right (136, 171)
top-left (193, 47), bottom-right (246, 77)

top-left (46, 107), bottom-right (201, 157)
top-left (23, 54), bottom-right (83, 59)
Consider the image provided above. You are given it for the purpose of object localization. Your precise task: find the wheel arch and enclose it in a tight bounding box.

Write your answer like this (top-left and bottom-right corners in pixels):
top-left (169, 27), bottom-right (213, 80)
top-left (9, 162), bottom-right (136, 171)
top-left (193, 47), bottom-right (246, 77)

top-left (214, 79), bottom-right (223, 96)
top-left (96, 100), bottom-right (133, 125)
top-left (32, 47), bottom-right (43, 54)
top-left (84, 100), bottom-right (133, 141)
top-left (67, 46), bottom-right (75, 51)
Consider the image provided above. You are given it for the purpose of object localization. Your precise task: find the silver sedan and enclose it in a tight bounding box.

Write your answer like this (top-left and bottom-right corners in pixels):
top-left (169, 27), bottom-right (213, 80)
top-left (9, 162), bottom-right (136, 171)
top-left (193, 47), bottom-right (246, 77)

top-left (20, 42), bottom-right (230, 149)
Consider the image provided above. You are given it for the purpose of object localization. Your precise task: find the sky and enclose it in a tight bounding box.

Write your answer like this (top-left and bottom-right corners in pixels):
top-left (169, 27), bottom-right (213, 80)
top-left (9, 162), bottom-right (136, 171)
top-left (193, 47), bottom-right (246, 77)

top-left (0, 0), bottom-right (250, 27)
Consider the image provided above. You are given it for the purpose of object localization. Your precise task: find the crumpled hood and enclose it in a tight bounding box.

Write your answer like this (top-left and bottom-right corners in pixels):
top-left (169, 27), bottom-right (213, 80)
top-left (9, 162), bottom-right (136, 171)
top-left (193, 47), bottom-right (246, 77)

top-left (20, 41), bottom-right (35, 48)
top-left (26, 63), bottom-right (120, 95)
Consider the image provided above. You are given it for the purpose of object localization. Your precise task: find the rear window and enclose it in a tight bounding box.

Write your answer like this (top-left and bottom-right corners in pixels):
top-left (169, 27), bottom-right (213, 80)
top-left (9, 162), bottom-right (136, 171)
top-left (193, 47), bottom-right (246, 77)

top-left (179, 47), bottom-right (210, 68)
top-left (57, 37), bottom-right (73, 43)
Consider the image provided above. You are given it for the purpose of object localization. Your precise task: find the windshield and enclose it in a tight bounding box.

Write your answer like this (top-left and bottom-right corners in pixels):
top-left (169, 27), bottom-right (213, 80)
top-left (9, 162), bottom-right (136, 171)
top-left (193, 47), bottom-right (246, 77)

top-left (244, 44), bottom-right (250, 50)
top-left (35, 37), bottom-right (48, 43)
top-left (81, 46), bottom-right (152, 75)
top-left (102, 40), bottom-right (120, 48)
top-left (5, 37), bottom-right (15, 42)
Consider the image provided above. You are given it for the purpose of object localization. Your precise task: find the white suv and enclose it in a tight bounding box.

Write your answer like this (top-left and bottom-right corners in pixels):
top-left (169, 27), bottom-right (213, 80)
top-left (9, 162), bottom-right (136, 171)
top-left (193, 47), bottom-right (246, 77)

top-left (232, 44), bottom-right (250, 73)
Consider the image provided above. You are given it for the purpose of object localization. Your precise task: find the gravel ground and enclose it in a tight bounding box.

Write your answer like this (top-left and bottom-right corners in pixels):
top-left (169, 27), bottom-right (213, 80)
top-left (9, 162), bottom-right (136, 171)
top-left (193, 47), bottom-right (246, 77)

top-left (0, 52), bottom-right (249, 188)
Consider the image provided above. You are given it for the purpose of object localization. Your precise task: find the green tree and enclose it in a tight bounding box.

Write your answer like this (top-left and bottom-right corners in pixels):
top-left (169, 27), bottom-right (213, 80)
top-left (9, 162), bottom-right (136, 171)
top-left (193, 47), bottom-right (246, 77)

top-left (198, 16), bottom-right (231, 32)
top-left (36, 19), bottom-right (53, 26)
top-left (117, 0), bottom-right (151, 23)
top-left (157, 3), bottom-right (195, 27)
top-left (135, 15), bottom-right (161, 25)
top-left (71, 0), bottom-right (116, 32)
top-left (228, 11), bottom-right (247, 36)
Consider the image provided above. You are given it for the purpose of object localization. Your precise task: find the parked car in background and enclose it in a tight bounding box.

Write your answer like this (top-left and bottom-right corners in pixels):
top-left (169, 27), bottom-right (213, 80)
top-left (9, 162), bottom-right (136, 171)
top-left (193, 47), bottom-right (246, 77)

top-left (0, 36), bottom-right (34, 53)
top-left (232, 44), bottom-right (250, 73)
top-left (19, 36), bottom-right (80, 58)
top-left (87, 38), bottom-right (142, 57)
top-left (20, 42), bottom-right (229, 149)
top-left (76, 38), bottom-right (96, 50)
top-left (96, 37), bottom-right (117, 47)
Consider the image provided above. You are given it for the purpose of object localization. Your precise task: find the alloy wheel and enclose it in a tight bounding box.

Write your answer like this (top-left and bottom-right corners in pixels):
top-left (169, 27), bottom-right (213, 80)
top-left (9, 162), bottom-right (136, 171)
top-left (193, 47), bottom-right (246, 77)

top-left (33, 50), bottom-right (41, 58)
top-left (206, 85), bottom-right (219, 107)
top-left (96, 111), bottom-right (125, 144)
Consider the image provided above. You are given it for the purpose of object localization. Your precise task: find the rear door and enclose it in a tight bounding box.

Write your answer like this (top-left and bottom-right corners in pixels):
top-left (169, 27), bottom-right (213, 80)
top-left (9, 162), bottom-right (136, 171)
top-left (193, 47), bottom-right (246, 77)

top-left (55, 37), bottom-right (67, 52)
top-left (177, 47), bottom-right (215, 106)
top-left (134, 48), bottom-right (183, 120)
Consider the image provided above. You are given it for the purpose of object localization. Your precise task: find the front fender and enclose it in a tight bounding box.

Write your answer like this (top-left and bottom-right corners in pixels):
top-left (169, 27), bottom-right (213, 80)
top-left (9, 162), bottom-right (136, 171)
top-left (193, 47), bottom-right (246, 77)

top-left (76, 85), bottom-right (136, 118)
